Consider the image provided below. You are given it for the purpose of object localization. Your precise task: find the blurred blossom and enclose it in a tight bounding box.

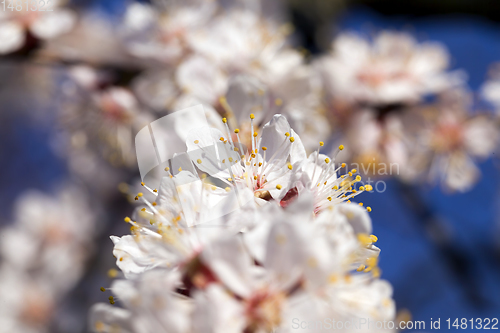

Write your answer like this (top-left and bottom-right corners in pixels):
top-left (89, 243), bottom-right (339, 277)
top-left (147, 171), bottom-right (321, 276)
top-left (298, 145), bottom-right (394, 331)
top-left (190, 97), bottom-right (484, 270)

top-left (120, 0), bottom-right (217, 64)
top-left (90, 114), bottom-right (393, 333)
top-left (329, 108), bottom-right (410, 179)
top-left (0, 0), bottom-right (75, 55)
top-left (480, 62), bottom-right (500, 118)
top-left (41, 13), bottom-right (135, 66)
top-left (0, 185), bottom-right (95, 333)
top-left (57, 65), bottom-right (153, 169)
top-left (316, 30), bottom-right (464, 107)
top-left (122, 1), bottom-right (329, 152)
top-left (402, 88), bottom-right (498, 192)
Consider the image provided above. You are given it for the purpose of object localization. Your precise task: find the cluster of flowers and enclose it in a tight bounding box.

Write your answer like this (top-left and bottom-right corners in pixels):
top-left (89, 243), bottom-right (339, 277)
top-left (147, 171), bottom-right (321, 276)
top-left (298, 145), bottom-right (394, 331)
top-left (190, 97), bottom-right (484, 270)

top-left (90, 110), bottom-right (395, 332)
top-left (2, 0), bottom-right (499, 331)
top-left (2, 0), bottom-right (499, 193)
top-left (0, 186), bottom-right (95, 333)
top-left (316, 32), bottom-right (499, 192)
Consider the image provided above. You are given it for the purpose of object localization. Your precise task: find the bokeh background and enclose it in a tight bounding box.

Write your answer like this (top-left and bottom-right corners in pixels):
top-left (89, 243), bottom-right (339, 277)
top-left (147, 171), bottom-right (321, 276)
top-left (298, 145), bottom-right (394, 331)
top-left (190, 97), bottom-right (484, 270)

top-left (1, 0), bottom-right (500, 332)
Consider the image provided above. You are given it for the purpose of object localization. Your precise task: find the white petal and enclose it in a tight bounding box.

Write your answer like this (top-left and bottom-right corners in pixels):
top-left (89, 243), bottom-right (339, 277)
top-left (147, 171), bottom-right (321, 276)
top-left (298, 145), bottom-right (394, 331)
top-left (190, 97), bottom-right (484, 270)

top-left (0, 22), bottom-right (24, 54)
top-left (30, 9), bottom-right (76, 39)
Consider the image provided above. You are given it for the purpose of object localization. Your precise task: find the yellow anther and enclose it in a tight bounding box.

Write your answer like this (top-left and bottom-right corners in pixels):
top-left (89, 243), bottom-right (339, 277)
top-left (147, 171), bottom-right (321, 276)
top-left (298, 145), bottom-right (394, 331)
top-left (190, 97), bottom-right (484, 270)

top-left (339, 145), bottom-right (344, 150)
top-left (332, 185), bottom-right (338, 190)
top-left (251, 153), bottom-right (256, 158)
top-left (141, 208), bottom-right (146, 212)
top-left (234, 147), bottom-right (239, 151)
top-left (351, 169), bottom-right (357, 173)
top-left (219, 137), bottom-right (225, 141)
top-left (259, 162), bottom-right (262, 166)
top-left (288, 163), bottom-right (293, 170)
top-left (234, 128), bottom-right (240, 133)
top-left (355, 175), bottom-right (361, 181)
top-left (357, 233), bottom-right (372, 246)
top-left (366, 257), bottom-right (377, 267)
top-left (152, 202), bottom-right (157, 206)
top-left (347, 200), bottom-right (351, 203)
top-left (100, 287), bottom-right (106, 292)
top-left (325, 157), bottom-right (330, 164)
top-left (285, 132), bottom-right (290, 137)
top-left (222, 159), bottom-right (225, 163)
top-left (289, 137), bottom-right (295, 142)
top-left (164, 167), bottom-right (170, 171)
top-left (357, 264), bottom-right (366, 272)
top-left (140, 182), bottom-right (145, 186)
top-left (367, 206), bottom-right (372, 212)
top-left (348, 172), bottom-right (352, 177)
top-left (370, 234), bottom-right (378, 243)
top-left (197, 159), bottom-right (202, 164)
top-left (319, 141), bottom-right (324, 146)
top-left (95, 321), bottom-right (105, 332)
top-left (359, 202), bottom-right (363, 206)
top-left (253, 132), bottom-right (258, 137)
top-left (124, 217), bottom-right (131, 223)
top-left (341, 163), bottom-right (346, 168)
top-left (250, 113), bottom-right (255, 119)
top-left (211, 186), bottom-right (216, 191)
top-left (222, 117), bottom-right (227, 123)
top-left (365, 185), bottom-right (373, 191)
top-left (275, 98), bottom-right (283, 106)
top-left (137, 192), bottom-right (143, 197)
top-left (194, 140), bottom-right (199, 144)
top-left (327, 196), bottom-right (332, 201)
top-left (329, 274), bottom-right (339, 283)
top-left (276, 184), bottom-right (282, 190)
top-left (262, 146), bottom-right (267, 151)
top-left (107, 269), bottom-right (118, 278)
top-left (178, 167), bottom-right (182, 172)
top-left (359, 186), bottom-right (365, 191)
top-left (153, 189), bottom-right (157, 193)
top-left (364, 266), bottom-right (373, 273)
top-left (228, 178), bottom-right (233, 182)
top-left (108, 296), bottom-right (115, 305)
top-left (229, 157), bottom-right (233, 162)
top-left (225, 187), bottom-right (231, 192)
top-left (254, 176), bottom-right (258, 180)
